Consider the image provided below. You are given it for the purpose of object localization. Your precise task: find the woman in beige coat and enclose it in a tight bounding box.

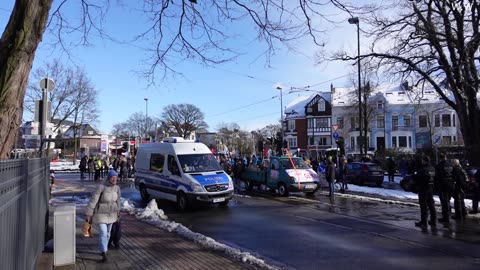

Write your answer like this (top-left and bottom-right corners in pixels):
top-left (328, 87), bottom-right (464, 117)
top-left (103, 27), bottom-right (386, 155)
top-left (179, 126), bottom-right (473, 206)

top-left (86, 170), bottom-right (121, 262)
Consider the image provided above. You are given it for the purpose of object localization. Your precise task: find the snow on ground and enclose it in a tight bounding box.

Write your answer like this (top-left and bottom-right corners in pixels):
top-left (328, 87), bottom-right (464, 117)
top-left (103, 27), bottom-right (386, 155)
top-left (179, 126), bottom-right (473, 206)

top-left (120, 199), bottom-right (279, 270)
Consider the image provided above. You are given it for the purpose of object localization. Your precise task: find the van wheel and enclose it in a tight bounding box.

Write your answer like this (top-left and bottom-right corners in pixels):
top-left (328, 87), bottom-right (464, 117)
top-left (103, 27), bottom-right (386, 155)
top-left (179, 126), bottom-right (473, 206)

top-left (177, 192), bottom-right (189, 211)
top-left (278, 183), bottom-right (289, 197)
top-left (244, 180), bottom-right (254, 191)
top-left (140, 185), bottom-right (150, 202)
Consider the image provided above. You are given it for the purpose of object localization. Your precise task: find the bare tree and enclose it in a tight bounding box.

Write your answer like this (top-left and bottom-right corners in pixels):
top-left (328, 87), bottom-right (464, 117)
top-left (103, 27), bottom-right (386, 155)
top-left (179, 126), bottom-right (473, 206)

top-left (0, 0), bottom-right (349, 159)
top-left (332, 0), bottom-right (480, 165)
top-left (161, 104), bottom-right (208, 138)
top-left (24, 60), bottom-right (99, 134)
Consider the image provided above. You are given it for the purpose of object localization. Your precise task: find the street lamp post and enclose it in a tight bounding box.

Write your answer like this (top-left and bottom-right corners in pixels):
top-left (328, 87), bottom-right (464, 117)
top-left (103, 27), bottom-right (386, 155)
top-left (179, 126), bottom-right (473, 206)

top-left (276, 86), bottom-right (284, 150)
top-left (144, 98), bottom-right (148, 142)
top-left (348, 17), bottom-right (363, 157)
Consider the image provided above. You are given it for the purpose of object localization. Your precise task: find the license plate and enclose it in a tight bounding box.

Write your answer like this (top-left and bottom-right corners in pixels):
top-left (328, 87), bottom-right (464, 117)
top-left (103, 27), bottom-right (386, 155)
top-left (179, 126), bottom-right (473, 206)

top-left (305, 184), bottom-right (316, 189)
top-left (213, 197), bottom-right (225, 203)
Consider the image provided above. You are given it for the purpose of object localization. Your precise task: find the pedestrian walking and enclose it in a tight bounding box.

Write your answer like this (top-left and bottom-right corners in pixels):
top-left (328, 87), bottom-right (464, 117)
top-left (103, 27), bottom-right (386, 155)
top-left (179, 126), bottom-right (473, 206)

top-left (414, 155), bottom-right (437, 229)
top-left (79, 156), bottom-right (87, 179)
top-left (451, 159), bottom-right (467, 220)
top-left (326, 158), bottom-right (336, 198)
top-left (470, 169), bottom-right (480, 214)
top-left (85, 170), bottom-right (121, 263)
top-left (399, 156), bottom-right (408, 178)
top-left (435, 153), bottom-right (454, 224)
top-left (339, 156), bottom-right (348, 191)
top-left (387, 157), bottom-right (396, 182)
top-left (87, 156), bottom-right (95, 181)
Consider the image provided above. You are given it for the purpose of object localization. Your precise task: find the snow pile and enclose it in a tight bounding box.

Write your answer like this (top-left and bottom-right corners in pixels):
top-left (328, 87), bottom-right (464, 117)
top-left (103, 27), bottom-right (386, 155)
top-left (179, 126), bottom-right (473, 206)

top-left (50, 160), bottom-right (81, 171)
top-left (135, 199), bottom-right (168, 221)
top-left (126, 199), bottom-right (278, 270)
top-left (120, 198), bottom-right (137, 213)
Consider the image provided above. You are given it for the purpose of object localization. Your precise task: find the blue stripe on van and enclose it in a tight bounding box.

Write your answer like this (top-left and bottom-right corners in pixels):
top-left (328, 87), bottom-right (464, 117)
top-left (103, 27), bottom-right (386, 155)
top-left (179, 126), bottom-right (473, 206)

top-left (191, 173), bottom-right (230, 186)
top-left (136, 169), bottom-right (193, 192)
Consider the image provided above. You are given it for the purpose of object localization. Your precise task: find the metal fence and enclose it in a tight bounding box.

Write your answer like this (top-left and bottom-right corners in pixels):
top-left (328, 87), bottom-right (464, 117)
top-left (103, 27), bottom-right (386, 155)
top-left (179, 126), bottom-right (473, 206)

top-left (0, 158), bottom-right (49, 270)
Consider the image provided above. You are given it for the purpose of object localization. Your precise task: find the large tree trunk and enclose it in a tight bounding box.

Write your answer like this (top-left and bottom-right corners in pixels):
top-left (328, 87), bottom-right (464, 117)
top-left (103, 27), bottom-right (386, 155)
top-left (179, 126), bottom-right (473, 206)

top-left (457, 97), bottom-right (480, 167)
top-left (0, 0), bottom-right (52, 159)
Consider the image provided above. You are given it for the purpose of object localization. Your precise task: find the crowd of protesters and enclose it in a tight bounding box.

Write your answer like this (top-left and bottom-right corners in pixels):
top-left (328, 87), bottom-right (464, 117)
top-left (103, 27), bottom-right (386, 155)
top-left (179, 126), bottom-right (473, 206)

top-left (79, 154), bottom-right (135, 182)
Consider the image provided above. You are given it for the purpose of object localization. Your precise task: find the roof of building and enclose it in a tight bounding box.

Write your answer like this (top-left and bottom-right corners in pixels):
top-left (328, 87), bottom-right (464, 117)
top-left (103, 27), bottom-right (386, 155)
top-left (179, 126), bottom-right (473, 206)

top-left (285, 92), bottom-right (331, 117)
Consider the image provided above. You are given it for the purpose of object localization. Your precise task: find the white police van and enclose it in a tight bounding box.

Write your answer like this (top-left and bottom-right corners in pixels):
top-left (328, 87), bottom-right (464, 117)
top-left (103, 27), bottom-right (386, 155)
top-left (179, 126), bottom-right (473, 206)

top-left (135, 137), bottom-right (234, 210)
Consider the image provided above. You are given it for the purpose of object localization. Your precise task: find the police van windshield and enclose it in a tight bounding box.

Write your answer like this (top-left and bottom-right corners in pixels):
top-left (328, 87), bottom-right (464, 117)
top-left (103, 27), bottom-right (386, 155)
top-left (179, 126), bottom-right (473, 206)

top-left (178, 154), bottom-right (223, 173)
top-left (280, 158), bottom-right (310, 169)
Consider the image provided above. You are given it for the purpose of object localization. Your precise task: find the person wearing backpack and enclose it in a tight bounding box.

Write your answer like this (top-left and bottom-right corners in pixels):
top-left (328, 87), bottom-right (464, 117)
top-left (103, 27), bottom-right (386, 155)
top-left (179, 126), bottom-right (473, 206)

top-left (451, 159), bottom-right (467, 220)
top-left (435, 153), bottom-right (454, 224)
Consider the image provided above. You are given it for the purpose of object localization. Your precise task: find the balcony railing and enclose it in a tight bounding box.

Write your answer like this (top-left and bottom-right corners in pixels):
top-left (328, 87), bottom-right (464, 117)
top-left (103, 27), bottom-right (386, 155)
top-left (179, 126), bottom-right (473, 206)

top-left (307, 127), bottom-right (331, 133)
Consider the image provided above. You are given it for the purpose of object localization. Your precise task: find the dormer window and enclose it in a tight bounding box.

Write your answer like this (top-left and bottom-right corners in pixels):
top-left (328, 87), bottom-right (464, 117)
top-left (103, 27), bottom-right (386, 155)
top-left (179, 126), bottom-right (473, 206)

top-left (377, 100), bottom-right (384, 109)
top-left (318, 99), bottom-right (325, 111)
top-left (88, 131), bottom-right (93, 135)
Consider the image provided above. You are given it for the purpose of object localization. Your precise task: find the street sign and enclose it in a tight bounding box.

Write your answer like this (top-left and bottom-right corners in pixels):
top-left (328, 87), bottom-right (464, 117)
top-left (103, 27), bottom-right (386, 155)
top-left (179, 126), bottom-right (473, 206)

top-left (333, 132), bottom-right (339, 140)
top-left (331, 124), bottom-right (339, 132)
top-left (22, 134), bottom-right (41, 140)
top-left (39, 77), bottom-right (55, 91)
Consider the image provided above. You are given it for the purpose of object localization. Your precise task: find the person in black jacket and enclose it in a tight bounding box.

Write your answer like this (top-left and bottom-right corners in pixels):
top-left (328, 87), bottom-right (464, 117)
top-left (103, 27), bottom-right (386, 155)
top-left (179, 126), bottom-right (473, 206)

top-left (326, 158), bottom-right (336, 198)
top-left (470, 169), bottom-right (480, 214)
top-left (435, 154), bottom-right (454, 224)
top-left (451, 159), bottom-right (467, 220)
top-left (414, 155), bottom-right (437, 229)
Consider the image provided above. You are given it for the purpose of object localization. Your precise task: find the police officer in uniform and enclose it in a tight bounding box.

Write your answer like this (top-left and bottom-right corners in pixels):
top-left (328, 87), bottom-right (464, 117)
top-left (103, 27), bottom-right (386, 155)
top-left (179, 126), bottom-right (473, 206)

top-left (435, 154), bottom-right (454, 224)
top-left (414, 155), bottom-right (436, 228)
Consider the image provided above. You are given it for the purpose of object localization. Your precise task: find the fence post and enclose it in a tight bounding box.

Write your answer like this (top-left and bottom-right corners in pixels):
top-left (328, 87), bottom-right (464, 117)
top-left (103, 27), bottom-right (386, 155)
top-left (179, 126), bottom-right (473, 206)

top-left (19, 159), bottom-right (29, 270)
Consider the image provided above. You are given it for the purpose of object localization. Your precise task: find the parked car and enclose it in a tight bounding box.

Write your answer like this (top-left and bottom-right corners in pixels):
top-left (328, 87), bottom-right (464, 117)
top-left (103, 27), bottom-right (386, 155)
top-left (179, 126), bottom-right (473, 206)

top-left (345, 162), bottom-right (384, 187)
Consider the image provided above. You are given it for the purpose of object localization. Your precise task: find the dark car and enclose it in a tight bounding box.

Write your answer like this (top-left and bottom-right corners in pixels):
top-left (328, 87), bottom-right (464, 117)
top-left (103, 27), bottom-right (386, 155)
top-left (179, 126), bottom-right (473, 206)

top-left (345, 162), bottom-right (384, 187)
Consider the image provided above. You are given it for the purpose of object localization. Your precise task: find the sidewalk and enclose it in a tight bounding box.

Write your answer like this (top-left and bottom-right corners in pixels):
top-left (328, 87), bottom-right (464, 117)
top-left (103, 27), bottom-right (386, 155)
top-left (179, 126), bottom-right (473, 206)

top-left (37, 177), bottom-right (261, 270)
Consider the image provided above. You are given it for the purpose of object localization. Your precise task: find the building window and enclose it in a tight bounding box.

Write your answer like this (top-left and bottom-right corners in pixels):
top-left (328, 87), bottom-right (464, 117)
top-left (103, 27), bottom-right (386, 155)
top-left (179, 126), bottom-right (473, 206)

top-left (377, 100), bottom-right (384, 109)
top-left (319, 137), bottom-right (327, 145)
top-left (318, 99), bottom-right (326, 111)
top-left (404, 114), bottom-right (411, 127)
top-left (399, 136), bottom-right (407, 147)
top-left (288, 120), bottom-right (295, 130)
top-left (318, 118), bottom-right (329, 128)
top-left (308, 118), bottom-right (314, 129)
top-left (434, 114), bottom-right (440, 127)
top-left (288, 137), bottom-right (297, 148)
top-left (376, 115), bottom-right (385, 128)
top-left (392, 115), bottom-right (399, 130)
top-left (351, 137), bottom-right (355, 150)
top-left (419, 115), bottom-right (428, 128)
top-left (336, 117), bottom-right (344, 129)
top-left (442, 136), bottom-right (452, 145)
top-left (88, 131), bottom-right (93, 135)
top-left (453, 115), bottom-right (456, 127)
top-left (350, 117), bottom-right (358, 129)
top-left (442, 114), bottom-right (451, 127)
top-left (409, 136), bottom-right (412, 148)
top-left (392, 136), bottom-right (397, 148)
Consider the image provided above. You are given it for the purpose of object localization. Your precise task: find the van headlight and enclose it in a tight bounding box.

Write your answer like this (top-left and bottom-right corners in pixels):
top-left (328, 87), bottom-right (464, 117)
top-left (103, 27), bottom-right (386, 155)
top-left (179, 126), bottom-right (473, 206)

top-left (190, 182), bottom-right (204, 192)
top-left (228, 177), bottom-right (234, 189)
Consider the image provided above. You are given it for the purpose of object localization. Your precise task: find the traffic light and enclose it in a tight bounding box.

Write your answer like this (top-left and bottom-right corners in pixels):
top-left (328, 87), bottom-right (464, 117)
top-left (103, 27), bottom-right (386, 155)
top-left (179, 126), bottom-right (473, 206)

top-left (335, 136), bottom-right (345, 156)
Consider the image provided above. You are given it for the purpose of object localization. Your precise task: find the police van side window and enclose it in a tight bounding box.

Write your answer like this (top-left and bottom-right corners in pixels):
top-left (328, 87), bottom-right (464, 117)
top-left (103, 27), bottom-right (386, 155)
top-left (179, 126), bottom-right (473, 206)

top-left (168, 155), bottom-right (180, 176)
top-left (150, 154), bottom-right (165, 173)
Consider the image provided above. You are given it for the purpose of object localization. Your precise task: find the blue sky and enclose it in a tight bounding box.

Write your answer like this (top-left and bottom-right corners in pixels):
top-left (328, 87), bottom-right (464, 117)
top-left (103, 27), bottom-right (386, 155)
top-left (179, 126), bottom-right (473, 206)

top-left (1, 1), bottom-right (361, 134)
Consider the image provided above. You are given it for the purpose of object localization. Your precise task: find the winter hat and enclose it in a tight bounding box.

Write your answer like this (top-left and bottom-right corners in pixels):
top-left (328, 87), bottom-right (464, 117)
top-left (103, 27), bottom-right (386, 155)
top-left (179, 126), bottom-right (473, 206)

top-left (107, 170), bottom-right (118, 179)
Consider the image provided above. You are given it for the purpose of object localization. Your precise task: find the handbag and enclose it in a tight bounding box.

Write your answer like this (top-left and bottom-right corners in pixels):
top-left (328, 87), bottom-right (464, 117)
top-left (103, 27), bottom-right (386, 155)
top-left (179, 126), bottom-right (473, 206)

top-left (81, 221), bottom-right (92, 237)
top-left (83, 191), bottom-right (104, 237)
